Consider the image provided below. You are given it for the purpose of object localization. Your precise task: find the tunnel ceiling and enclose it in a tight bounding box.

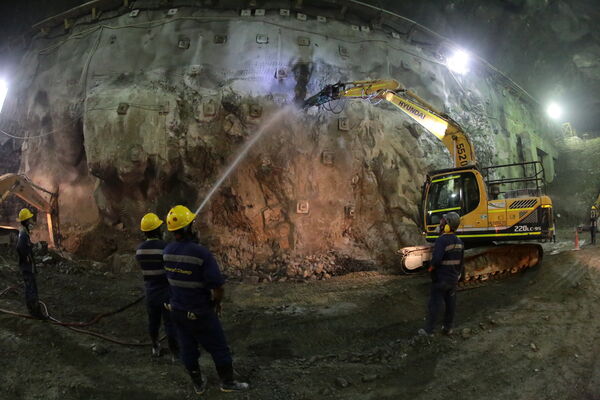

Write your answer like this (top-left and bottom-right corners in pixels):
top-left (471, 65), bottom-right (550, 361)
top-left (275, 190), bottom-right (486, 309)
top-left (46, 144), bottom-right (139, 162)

top-left (0, 0), bottom-right (599, 135)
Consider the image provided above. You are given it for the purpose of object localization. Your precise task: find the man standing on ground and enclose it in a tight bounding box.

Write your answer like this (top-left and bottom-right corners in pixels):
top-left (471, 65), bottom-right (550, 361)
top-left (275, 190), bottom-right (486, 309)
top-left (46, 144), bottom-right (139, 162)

top-left (16, 208), bottom-right (44, 318)
top-left (135, 213), bottom-right (179, 360)
top-left (419, 212), bottom-right (464, 336)
top-left (163, 205), bottom-right (248, 394)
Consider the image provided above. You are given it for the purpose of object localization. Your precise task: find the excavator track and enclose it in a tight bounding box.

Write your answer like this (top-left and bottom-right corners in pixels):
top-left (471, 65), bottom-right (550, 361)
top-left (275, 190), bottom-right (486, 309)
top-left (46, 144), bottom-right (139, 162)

top-left (461, 243), bottom-right (543, 283)
top-left (400, 243), bottom-right (543, 288)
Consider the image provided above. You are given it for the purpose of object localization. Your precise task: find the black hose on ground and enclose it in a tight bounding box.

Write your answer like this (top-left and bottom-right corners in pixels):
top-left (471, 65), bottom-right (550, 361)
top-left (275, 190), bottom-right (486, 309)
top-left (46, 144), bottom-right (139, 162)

top-left (0, 296), bottom-right (165, 346)
top-left (0, 285), bottom-right (145, 327)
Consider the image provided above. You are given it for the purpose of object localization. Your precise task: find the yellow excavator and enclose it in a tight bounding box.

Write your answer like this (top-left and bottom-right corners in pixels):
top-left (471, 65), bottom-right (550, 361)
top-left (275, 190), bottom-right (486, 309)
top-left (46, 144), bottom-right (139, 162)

top-left (592, 194), bottom-right (600, 217)
top-left (591, 194), bottom-right (599, 237)
top-left (304, 80), bottom-right (552, 281)
top-left (0, 173), bottom-right (60, 248)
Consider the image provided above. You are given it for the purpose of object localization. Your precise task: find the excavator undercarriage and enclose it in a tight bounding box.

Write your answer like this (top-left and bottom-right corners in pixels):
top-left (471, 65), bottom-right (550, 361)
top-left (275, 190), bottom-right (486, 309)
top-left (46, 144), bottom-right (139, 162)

top-left (400, 243), bottom-right (543, 283)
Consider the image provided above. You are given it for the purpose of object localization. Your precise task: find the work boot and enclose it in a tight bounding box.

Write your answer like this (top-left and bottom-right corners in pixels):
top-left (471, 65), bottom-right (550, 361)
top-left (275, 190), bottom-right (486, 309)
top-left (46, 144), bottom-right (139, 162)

top-left (151, 341), bottom-right (162, 358)
top-left (220, 381), bottom-right (250, 392)
top-left (189, 370), bottom-right (207, 395)
top-left (417, 328), bottom-right (433, 337)
top-left (442, 326), bottom-right (454, 336)
top-left (216, 364), bottom-right (249, 392)
top-left (27, 300), bottom-right (47, 320)
top-left (168, 337), bottom-right (179, 363)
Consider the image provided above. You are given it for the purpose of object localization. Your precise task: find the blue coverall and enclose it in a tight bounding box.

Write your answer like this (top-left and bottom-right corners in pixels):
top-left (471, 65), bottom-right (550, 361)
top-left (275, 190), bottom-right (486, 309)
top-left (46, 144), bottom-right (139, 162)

top-left (425, 233), bottom-right (465, 333)
top-left (163, 238), bottom-right (235, 382)
top-left (135, 238), bottom-right (178, 351)
top-left (16, 227), bottom-right (41, 317)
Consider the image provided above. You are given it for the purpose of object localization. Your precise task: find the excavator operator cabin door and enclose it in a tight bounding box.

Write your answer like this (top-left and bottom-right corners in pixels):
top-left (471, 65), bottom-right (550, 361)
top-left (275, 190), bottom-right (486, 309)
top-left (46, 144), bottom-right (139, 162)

top-left (424, 171), bottom-right (483, 239)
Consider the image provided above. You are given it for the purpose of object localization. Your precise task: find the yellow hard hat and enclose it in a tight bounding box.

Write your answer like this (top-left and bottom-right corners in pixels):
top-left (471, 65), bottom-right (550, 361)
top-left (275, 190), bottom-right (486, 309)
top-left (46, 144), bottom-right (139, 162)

top-left (140, 213), bottom-right (163, 232)
top-left (166, 205), bottom-right (196, 231)
top-left (17, 208), bottom-right (34, 222)
top-left (593, 205), bottom-right (597, 210)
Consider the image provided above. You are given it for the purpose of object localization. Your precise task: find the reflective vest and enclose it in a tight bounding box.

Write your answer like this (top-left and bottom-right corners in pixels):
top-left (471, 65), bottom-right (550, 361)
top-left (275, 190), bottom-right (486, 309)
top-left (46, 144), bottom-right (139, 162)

top-left (430, 233), bottom-right (464, 283)
top-left (136, 239), bottom-right (168, 296)
top-left (163, 239), bottom-right (225, 314)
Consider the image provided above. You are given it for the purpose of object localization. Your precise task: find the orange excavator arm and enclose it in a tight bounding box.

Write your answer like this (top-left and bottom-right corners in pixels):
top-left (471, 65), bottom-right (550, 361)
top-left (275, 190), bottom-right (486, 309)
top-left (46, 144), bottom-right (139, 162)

top-left (0, 173), bottom-right (59, 248)
top-left (303, 80), bottom-right (477, 168)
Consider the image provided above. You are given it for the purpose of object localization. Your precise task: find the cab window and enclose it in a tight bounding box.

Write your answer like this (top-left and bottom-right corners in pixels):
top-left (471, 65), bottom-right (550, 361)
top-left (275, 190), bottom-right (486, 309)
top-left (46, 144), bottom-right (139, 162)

top-left (463, 174), bottom-right (480, 214)
top-left (426, 172), bottom-right (481, 225)
top-left (426, 175), bottom-right (461, 225)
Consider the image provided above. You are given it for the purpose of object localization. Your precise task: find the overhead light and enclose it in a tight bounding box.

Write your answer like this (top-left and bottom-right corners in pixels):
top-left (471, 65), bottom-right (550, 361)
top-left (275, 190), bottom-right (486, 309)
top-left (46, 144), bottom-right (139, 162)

top-left (546, 102), bottom-right (563, 120)
top-left (0, 80), bottom-right (7, 113)
top-left (447, 49), bottom-right (470, 75)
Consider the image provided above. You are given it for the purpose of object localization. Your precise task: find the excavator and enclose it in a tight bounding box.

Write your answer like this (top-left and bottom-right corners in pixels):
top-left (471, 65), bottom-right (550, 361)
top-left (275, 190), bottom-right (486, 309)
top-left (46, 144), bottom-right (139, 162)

top-left (0, 173), bottom-right (60, 248)
top-left (304, 80), bottom-right (552, 281)
top-left (591, 194), bottom-right (599, 237)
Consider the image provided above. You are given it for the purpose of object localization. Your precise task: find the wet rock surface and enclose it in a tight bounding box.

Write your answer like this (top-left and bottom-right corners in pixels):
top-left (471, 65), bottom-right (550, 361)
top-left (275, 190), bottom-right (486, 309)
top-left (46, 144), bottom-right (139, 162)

top-left (1, 1), bottom-right (562, 272)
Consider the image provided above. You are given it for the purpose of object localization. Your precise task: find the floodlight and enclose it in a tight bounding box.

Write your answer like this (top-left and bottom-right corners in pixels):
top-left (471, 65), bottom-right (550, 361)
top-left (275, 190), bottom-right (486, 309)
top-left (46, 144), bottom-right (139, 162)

top-left (0, 80), bottom-right (7, 113)
top-left (546, 102), bottom-right (563, 120)
top-left (447, 50), bottom-right (470, 75)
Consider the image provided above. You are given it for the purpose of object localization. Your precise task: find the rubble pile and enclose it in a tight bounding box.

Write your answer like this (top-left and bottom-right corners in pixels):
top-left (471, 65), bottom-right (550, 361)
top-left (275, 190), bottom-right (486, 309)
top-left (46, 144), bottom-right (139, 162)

top-left (224, 252), bottom-right (377, 283)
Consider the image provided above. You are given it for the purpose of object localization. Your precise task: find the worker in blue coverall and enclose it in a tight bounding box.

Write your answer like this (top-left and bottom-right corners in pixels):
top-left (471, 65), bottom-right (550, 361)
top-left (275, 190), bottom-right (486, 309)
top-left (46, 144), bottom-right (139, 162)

top-left (419, 211), bottom-right (465, 336)
top-left (163, 205), bottom-right (248, 394)
top-left (135, 213), bottom-right (179, 361)
top-left (16, 208), bottom-right (45, 319)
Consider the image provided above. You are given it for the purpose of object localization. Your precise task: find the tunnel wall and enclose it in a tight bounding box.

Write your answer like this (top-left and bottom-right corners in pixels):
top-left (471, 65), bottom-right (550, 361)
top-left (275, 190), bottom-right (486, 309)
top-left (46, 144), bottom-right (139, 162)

top-left (2, 1), bottom-right (561, 270)
top-left (549, 136), bottom-right (600, 226)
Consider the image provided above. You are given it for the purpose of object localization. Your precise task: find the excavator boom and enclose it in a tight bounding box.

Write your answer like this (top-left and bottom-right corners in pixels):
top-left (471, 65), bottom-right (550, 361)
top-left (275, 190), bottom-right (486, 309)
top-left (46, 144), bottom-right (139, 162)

top-left (0, 174), bottom-right (52, 212)
top-left (0, 173), bottom-right (59, 248)
top-left (304, 80), bottom-right (476, 167)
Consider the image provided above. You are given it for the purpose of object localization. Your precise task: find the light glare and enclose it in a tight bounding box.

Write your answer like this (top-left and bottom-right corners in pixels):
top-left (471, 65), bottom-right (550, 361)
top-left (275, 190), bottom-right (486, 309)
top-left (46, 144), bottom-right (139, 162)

top-left (447, 50), bottom-right (470, 75)
top-left (546, 102), bottom-right (563, 120)
top-left (0, 80), bottom-right (7, 113)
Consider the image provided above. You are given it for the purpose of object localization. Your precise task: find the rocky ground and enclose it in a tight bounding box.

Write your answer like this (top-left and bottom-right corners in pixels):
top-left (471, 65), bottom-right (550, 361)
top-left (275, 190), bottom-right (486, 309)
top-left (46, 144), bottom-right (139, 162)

top-left (1, 232), bottom-right (600, 400)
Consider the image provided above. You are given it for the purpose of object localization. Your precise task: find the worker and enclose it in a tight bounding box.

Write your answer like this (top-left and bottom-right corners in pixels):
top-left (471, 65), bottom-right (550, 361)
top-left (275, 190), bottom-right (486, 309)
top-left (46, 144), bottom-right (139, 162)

top-left (591, 206), bottom-right (598, 245)
top-left (419, 212), bottom-right (464, 336)
top-left (16, 208), bottom-right (44, 319)
top-left (135, 213), bottom-right (179, 360)
top-left (163, 205), bottom-right (248, 394)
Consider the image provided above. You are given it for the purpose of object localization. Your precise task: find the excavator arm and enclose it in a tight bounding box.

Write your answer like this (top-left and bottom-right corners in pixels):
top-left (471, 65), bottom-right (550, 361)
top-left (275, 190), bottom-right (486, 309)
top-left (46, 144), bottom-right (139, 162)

top-left (0, 173), bottom-right (60, 248)
top-left (304, 80), bottom-right (476, 167)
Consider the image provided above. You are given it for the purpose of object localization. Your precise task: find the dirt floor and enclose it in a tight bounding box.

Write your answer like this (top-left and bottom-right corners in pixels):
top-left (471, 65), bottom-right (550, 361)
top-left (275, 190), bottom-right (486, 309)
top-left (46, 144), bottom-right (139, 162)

top-left (2, 233), bottom-right (600, 400)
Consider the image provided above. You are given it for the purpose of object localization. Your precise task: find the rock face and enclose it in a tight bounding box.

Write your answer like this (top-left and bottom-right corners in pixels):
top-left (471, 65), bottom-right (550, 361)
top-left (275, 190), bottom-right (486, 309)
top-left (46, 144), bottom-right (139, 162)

top-left (0, 1), bottom-right (561, 268)
top-left (550, 137), bottom-right (600, 225)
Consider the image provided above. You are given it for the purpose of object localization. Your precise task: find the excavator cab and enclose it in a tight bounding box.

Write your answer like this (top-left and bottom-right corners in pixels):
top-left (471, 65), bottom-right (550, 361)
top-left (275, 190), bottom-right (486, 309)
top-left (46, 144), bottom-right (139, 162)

top-left (423, 161), bottom-right (553, 246)
top-left (423, 167), bottom-right (484, 239)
